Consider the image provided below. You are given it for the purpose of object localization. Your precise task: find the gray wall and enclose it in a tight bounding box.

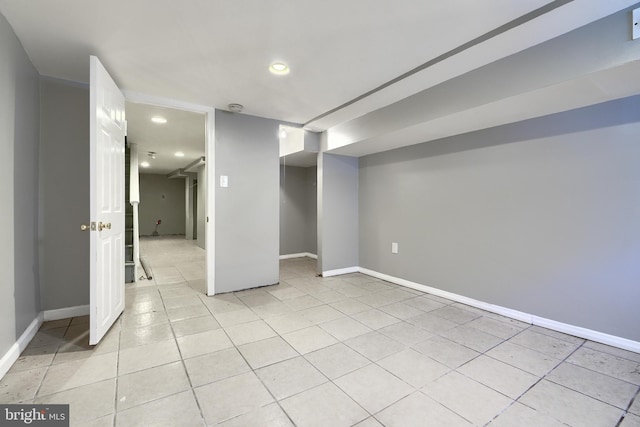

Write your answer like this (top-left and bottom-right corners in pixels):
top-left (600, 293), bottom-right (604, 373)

top-left (280, 165), bottom-right (317, 256)
top-left (185, 175), bottom-right (195, 240)
top-left (39, 79), bottom-right (89, 310)
top-left (139, 174), bottom-right (186, 236)
top-left (359, 96), bottom-right (640, 342)
top-left (0, 13), bottom-right (41, 356)
top-left (215, 111), bottom-right (279, 293)
top-left (318, 153), bottom-right (359, 273)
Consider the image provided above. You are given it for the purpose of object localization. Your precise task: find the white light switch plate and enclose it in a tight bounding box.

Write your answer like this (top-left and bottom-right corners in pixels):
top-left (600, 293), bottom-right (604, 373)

top-left (391, 242), bottom-right (398, 254)
top-left (634, 8), bottom-right (640, 40)
top-left (220, 175), bottom-right (228, 187)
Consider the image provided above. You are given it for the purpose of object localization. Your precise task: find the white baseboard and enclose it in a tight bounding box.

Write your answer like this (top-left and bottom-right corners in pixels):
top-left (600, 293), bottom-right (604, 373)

top-left (0, 314), bottom-right (43, 379)
top-left (358, 267), bottom-right (640, 354)
top-left (532, 316), bottom-right (640, 354)
top-left (279, 253), bottom-right (318, 260)
top-left (322, 266), bottom-right (359, 277)
top-left (43, 305), bottom-right (90, 321)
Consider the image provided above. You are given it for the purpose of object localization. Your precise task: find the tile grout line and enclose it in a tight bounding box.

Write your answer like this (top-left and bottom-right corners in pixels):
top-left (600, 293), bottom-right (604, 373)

top-left (30, 319), bottom-right (73, 403)
top-left (118, 277), bottom-right (204, 424)
top-left (203, 277), bottom-right (383, 425)
top-left (481, 339), bottom-right (587, 426)
top-left (161, 277), bottom-right (209, 427)
top-left (202, 289), bottom-right (303, 426)
top-left (508, 340), bottom-right (596, 425)
top-left (111, 316), bottom-right (123, 427)
top-left (618, 387), bottom-right (640, 427)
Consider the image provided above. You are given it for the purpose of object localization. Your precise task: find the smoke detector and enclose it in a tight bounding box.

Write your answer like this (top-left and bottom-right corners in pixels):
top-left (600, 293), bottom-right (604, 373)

top-left (228, 103), bottom-right (244, 113)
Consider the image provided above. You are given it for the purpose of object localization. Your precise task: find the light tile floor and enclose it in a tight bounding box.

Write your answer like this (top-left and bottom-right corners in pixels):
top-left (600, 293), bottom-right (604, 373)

top-left (1, 236), bottom-right (639, 426)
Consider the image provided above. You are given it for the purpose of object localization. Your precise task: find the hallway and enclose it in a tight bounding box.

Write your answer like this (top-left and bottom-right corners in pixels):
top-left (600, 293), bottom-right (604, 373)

top-left (0, 238), bottom-right (638, 426)
top-left (139, 236), bottom-right (207, 294)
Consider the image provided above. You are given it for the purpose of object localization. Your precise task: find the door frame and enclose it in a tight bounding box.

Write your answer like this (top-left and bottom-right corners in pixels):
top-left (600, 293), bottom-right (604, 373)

top-left (124, 91), bottom-right (216, 296)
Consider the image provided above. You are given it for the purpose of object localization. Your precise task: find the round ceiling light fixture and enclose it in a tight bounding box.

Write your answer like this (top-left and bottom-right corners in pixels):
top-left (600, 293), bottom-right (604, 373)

top-left (147, 151), bottom-right (157, 159)
top-left (140, 161), bottom-right (150, 168)
top-left (228, 103), bottom-right (244, 113)
top-left (174, 151), bottom-right (185, 157)
top-left (269, 61), bottom-right (290, 75)
top-left (151, 116), bottom-right (167, 124)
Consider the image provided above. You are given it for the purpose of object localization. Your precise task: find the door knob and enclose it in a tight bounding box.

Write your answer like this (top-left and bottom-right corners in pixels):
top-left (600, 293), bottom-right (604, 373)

top-left (81, 222), bottom-right (96, 231)
top-left (98, 221), bottom-right (112, 231)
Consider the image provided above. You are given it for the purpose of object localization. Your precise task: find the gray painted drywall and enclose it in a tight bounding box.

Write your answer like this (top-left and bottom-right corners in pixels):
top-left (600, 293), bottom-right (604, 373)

top-left (196, 165), bottom-right (206, 249)
top-left (185, 175), bottom-right (194, 240)
top-left (359, 96), bottom-right (640, 342)
top-left (0, 13), bottom-right (41, 357)
top-left (39, 78), bottom-right (89, 311)
top-left (280, 165), bottom-right (317, 256)
top-left (215, 111), bottom-right (279, 293)
top-left (139, 174), bottom-right (186, 236)
top-left (318, 153), bottom-right (358, 273)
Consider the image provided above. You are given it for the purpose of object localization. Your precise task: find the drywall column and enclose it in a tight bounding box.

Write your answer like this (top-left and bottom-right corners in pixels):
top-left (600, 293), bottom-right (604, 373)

top-left (185, 175), bottom-right (194, 240)
top-left (317, 151), bottom-right (359, 275)
top-left (214, 111), bottom-right (279, 293)
top-left (129, 143), bottom-right (140, 275)
top-left (196, 165), bottom-right (206, 249)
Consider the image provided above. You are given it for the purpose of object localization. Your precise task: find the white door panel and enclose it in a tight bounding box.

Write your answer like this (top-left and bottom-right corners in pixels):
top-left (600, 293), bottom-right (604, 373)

top-left (90, 56), bottom-right (125, 345)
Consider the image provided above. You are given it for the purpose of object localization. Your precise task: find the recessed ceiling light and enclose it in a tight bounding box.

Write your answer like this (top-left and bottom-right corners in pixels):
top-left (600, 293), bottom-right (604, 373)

top-left (174, 151), bottom-right (185, 157)
top-left (269, 62), bottom-right (290, 75)
top-left (151, 116), bottom-right (167, 124)
top-left (140, 161), bottom-right (150, 168)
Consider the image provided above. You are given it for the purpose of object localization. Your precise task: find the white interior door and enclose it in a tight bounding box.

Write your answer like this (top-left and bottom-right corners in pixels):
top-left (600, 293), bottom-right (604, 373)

top-left (89, 56), bottom-right (126, 345)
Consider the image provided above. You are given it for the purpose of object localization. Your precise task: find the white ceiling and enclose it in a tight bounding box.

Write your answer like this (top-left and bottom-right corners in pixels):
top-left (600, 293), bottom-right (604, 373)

top-left (0, 0), bottom-right (637, 164)
top-left (126, 102), bottom-right (205, 174)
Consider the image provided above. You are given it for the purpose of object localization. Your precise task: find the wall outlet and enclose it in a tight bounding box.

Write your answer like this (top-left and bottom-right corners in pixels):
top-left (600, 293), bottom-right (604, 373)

top-left (220, 175), bottom-right (229, 187)
top-left (391, 242), bottom-right (399, 254)
top-left (634, 8), bottom-right (639, 40)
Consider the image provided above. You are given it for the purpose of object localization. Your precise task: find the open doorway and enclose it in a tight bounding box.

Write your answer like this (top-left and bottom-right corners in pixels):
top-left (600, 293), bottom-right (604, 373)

top-left (279, 126), bottom-right (319, 279)
top-left (125, 101), bottom-right (208, 294)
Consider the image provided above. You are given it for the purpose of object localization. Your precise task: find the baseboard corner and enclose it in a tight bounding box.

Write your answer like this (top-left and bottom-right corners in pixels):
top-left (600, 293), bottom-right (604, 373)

top-left (0, 314), bottom-right (43, 379)
top-left (322, 266), bottom-right (359, 277)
